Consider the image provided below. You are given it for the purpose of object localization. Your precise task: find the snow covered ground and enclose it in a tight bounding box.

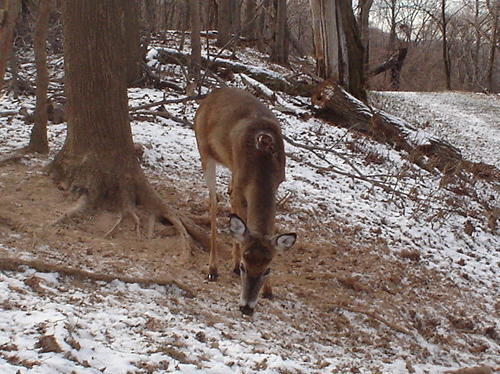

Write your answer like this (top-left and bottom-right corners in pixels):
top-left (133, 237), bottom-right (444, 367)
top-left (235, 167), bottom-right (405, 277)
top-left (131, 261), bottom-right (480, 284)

top-left (0, 40), bottom-right (499, 373)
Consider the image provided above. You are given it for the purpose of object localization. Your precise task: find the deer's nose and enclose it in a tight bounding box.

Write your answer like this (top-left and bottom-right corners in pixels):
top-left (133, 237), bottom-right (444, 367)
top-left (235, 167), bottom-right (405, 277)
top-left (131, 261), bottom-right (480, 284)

top-left (239, 305), bottom-right (254, 316)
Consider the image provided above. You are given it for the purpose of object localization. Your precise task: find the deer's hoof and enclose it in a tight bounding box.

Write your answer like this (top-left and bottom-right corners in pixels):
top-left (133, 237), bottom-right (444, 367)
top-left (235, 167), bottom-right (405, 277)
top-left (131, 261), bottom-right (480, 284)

top-left (240, 305), bottom-right (254, 316)
top-left (262, 292), bottom-right (273, 299)
top-left (207, 272), bottom-right (218, 282)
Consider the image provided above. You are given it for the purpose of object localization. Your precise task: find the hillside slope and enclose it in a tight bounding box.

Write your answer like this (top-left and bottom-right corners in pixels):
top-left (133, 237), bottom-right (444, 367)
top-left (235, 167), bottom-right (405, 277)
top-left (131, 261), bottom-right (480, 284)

top-left (0, 34), bottom-right (498, 373)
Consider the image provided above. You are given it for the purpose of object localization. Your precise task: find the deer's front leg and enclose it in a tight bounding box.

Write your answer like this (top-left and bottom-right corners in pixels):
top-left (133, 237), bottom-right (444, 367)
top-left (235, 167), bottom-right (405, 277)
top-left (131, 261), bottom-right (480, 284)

top-left (204, 159), bottom-right (218, 281)
top-left (232, 242), bottom-right (241, 275)
top-left (230, 186), bottom-right (247, 275)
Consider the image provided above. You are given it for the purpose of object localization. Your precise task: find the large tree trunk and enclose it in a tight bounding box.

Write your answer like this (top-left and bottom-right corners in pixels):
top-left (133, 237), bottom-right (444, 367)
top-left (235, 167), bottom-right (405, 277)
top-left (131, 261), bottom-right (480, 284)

top-left (336, 0), bottom-right (366, 101)
top-left (0, 0), bottom-right (21, 93)
top-left (270, 0), bottom-right (288, 65)
top-left (310, 0), bottom-right (340, 80)
top-left (49, 0), bottom-right (204, 253)
top-left (51, 0), bottom-right (142, 208)
top-left (123, 0), bottom-right (142, 86)
top-left (28, 0), bottom-right (52, 154)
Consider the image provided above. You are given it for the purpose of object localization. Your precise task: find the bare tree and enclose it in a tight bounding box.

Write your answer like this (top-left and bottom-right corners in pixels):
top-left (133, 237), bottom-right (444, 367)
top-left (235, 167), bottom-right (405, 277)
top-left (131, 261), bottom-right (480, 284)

top-left (310, 0), bottom-right (366, 100)
top-left (217, 0), bottom-right (232, 46)
top-left (441, 0), bottom-right (452, 89)
top-left (243, 0), bottom-right (257, 39)
top-left (0, 0), bottom-right (21, 92)
top-left (28, 0), bottom-right (52, 154)
top-left (486, 0), bottom-right (499, 92)
top-left (357, 0), bottom-right (374, 73)
top-left (189, 0), bottom-right (201, 82)
top-left (270, 0), bottom-right (289, 64)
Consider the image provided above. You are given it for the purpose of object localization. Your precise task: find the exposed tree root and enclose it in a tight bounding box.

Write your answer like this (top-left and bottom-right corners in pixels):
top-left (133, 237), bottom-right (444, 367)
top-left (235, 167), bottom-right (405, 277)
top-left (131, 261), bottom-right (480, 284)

top-left (0, 256), bottom-right (195, 298)
top-left (51, 194), bottom-right (89, 226)
top-left (47, 154), bottom-right (209, 255)
top-left (0, 148), bottom-right (27, 165)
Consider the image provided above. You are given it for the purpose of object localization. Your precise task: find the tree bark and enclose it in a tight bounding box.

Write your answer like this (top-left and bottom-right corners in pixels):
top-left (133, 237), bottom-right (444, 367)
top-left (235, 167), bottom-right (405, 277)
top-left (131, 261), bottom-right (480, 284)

top-left (487, 0), bottom-right (499, 92)
top-left (270, 0), bottom-right (288, 65)
top-left (242, 0), bottom-right (257, 39)
top-left (256, 0), bottom-right (271, 52)
top-left (123, 0), bottom-right (142, 86)
top-left (216, 0), bottom-right (232, 46)
top-left (189, 0), bottom-right (201, 81)
top-left (336, 0), bottom-right (366, 101)
top-left (310, 0), bottom-right (340, 80)
top-left (0, 0), bottom-right (21, 93)
top-left (357, 0), bottom-right (374, 75)
top-left (28, 0), bottom-right (52, 154)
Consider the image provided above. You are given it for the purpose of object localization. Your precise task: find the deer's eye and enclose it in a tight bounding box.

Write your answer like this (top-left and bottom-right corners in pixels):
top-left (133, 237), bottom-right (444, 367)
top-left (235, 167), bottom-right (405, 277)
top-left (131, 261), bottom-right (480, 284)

top-left (263, 268), bottom-right (271, 276)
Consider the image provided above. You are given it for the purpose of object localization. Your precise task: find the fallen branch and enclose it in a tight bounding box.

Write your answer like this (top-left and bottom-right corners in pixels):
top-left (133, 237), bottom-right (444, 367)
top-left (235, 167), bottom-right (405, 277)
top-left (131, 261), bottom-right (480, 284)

top-left (0, 110), bottom-right (18, 117)
top-left (0, 256), bottom-right (195, 298)
top-left (129, 95), bottom-right (204, 112)
top-left (131, 109), bottom-right (192, 128)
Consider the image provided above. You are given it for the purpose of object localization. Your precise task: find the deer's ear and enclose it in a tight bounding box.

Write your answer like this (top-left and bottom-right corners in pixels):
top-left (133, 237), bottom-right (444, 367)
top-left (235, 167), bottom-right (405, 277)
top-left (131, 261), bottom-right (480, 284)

top-left (273, 233), bottom-right (297, 252)
top-left (229, 214), bottom-right (248, 242)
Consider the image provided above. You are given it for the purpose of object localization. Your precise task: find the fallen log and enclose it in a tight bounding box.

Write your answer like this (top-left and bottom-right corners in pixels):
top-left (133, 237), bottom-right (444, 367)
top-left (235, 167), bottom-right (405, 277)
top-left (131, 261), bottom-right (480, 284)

top-left (310, 81), bottom-right (470, 176)
top-left (153, 48), bottom-right (314, 97)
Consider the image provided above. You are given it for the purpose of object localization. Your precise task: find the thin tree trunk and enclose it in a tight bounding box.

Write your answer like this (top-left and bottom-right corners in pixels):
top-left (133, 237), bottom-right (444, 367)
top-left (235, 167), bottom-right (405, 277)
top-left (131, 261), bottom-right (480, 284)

top-left (270, 0), bottom-right (288, 65)
top-left (189, 0), bottom-right (201, 81)
top-left (357, 0), bottom-right (374, 75)
top-left (0, 0), bottom-right (21, 93)
top-left (216, 0), bottom-right (232, 46)
top-left (28, 0), bottom-right (52, 154)
top-left (487, 0), bottom-right (499, 92)
top-left (9, 44), bottom-right (19, 98)
top-left (243, 0), bottom-right (257, 39)
top-left (441, 0), bottom-right (451, 90)
top-left (256, 0), bottom-right (270, 52)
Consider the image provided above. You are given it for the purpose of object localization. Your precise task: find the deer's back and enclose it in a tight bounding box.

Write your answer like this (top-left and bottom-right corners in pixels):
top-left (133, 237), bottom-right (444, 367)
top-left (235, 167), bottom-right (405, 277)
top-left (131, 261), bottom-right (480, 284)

top-left (194, 88), bottom-right (285, 180)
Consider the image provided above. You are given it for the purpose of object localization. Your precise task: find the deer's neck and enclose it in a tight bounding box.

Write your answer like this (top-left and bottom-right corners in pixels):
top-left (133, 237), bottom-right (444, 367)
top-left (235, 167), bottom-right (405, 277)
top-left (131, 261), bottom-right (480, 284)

top-left (244, 167), bottom-right (277, 236)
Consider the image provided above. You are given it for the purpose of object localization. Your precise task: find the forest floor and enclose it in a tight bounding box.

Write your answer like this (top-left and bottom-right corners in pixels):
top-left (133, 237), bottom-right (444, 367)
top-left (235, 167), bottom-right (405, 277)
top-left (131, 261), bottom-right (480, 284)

top-left (0, 35), bottom-right (499, 374)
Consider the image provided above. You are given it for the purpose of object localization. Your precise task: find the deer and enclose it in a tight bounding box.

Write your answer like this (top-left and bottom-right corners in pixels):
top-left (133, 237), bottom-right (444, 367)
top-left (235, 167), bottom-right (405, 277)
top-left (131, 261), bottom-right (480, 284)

top-left (194, 87), bottom-right (297, 316)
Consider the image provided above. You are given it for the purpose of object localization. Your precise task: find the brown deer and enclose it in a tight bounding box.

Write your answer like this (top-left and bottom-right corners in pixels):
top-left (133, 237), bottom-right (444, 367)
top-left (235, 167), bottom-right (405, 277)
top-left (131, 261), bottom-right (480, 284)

top-left (194, 87), bottom-right (297, 316)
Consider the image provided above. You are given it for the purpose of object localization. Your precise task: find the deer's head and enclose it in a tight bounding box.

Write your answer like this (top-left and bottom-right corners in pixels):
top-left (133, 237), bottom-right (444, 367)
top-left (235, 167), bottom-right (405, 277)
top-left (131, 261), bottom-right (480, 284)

top-left (229, 214), bottom-right (296, 316)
